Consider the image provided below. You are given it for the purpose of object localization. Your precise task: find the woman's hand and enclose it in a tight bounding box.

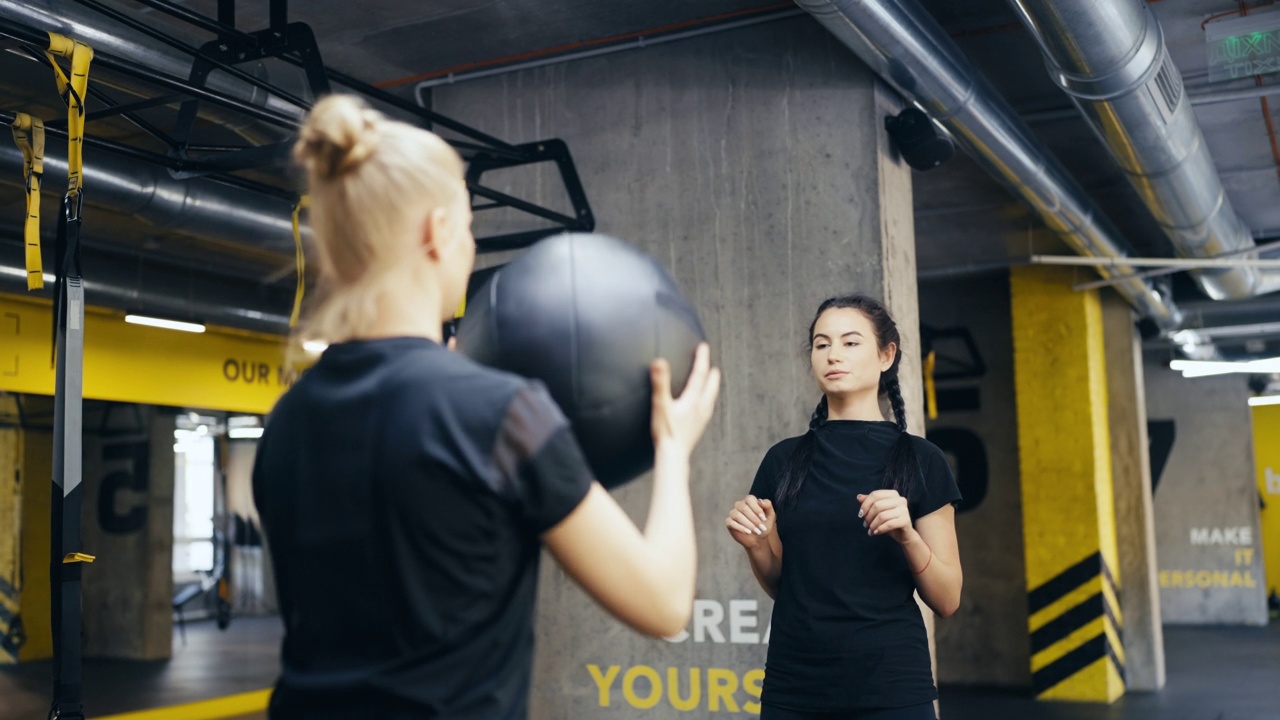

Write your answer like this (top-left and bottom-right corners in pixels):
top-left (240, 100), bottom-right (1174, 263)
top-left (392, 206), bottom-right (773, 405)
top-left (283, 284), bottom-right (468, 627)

top-left (858, 490), bottom-right (915, 544)
top-left (726, 494), bottom-right (776, 550)
top-left (650, 343), bottom-right (721, 458)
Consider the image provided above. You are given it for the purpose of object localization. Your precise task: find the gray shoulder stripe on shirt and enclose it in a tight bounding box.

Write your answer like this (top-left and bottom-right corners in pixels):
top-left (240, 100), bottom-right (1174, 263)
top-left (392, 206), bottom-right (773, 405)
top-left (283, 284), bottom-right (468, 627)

top-left (493, 384), bottom-right (564, 488)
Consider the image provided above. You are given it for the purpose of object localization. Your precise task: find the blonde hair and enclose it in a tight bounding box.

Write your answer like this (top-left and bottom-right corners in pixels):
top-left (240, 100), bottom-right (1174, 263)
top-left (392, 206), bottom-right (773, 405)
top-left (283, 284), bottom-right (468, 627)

top-left (292, 93), bottom-right (465, 347)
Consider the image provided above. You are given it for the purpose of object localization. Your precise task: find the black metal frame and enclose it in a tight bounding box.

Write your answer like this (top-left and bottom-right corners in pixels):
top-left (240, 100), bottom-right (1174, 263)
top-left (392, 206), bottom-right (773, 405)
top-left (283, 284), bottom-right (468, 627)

top-left (1, 0), bottom-right (595, 252)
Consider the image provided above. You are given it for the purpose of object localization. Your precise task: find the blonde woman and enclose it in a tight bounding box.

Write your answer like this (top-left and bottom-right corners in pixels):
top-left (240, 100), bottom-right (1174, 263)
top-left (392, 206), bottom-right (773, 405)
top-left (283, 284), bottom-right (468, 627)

top-left (252, 94), bottom-right (721, 719)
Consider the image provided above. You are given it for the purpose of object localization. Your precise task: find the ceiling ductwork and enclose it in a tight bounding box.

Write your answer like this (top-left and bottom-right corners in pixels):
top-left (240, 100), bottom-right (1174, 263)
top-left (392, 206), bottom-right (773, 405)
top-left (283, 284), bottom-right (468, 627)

top-left (795, 0), bottom-right (1184, 331)
top-left (1006, 0), bottom-right (1280, 301)
top-left (0, 240), bottom-right (293, 334)
top-left (0, 0), bottom-right (307, 139)
top-left (0, 139), bottom-right (303, 258)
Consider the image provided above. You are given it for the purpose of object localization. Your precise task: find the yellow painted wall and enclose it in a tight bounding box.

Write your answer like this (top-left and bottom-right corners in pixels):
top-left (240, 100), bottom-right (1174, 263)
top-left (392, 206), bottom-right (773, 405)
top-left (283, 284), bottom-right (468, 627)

top-left (0, 293), bottom-right (292, 415)
top-left (0, 425), bottom-right (19, 663)
top-left (1252, 404), bottom-right (1280, 605)
top-left (18, 425), bottom-right (52, 661)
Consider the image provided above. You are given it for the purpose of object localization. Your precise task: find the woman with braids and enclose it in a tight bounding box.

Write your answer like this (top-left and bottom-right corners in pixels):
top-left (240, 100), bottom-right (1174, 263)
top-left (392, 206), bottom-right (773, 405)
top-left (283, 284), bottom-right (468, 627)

top-left (725, 294), bottom-right (962, 720)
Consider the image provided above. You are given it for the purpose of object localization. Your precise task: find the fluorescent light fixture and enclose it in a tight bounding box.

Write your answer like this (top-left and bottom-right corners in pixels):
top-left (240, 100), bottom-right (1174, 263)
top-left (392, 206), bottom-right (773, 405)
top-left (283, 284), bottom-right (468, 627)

top-left (125, 314), bottom-right (206, 333)
top-left (228, 427), bottom-right (265, 439)
top-left (1171, 357), bottom-right (1280, 378)
top-left (303, 340), bottom-right (328, 353)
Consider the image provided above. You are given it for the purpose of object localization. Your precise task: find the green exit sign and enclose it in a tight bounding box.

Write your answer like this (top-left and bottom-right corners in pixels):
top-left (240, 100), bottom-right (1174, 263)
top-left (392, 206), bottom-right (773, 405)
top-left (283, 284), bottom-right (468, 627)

top-left (1206, 13), bottom-right (1280, 82)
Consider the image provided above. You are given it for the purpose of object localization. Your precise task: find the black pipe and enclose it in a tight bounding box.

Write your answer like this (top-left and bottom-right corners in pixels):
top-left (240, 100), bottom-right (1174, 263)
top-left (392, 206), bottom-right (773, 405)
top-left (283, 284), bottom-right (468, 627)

top-left (0, 17), bottom-right (301, 130)
top-left (130, 0), bottom-right (257, 43)
top-left (69, 0), bottom-right (313, 112)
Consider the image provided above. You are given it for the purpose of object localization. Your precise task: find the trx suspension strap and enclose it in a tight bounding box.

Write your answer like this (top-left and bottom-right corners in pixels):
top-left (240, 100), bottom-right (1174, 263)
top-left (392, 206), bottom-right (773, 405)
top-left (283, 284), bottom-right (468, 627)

top-left (45, 31), bottom-right (94, 720)
top-left (10, 113), bottom-right (45, 290)
top-left (290, 195), bottom-right (309, 328)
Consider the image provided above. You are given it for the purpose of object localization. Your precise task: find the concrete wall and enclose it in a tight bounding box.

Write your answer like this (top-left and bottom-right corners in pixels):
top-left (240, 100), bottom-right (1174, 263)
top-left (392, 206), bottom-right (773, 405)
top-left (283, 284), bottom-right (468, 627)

top-left (435, 16), bottom-right (921, 719)
top-left (80, 404), bottom-right (175, 659)
top-left (918, 274), bottom-right (1028, 687)
top-left (1144, 363), bottom-right (1268, 625)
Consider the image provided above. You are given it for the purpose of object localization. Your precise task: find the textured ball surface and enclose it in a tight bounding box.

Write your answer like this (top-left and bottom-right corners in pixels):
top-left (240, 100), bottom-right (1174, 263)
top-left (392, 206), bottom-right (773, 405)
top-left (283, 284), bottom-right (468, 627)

top-left (456, 232), bottom-right (706, 488)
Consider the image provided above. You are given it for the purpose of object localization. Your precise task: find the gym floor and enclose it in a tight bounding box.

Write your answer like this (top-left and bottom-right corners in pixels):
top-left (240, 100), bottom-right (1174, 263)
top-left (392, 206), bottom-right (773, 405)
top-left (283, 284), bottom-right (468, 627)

top-left (1, 618), bottom-right (1276, 720)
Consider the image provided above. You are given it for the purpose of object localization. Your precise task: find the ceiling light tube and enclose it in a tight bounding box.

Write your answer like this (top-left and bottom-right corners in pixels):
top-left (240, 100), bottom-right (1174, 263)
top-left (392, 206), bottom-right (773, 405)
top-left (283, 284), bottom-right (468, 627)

top-left (125, 314), bottom-right (206, 333)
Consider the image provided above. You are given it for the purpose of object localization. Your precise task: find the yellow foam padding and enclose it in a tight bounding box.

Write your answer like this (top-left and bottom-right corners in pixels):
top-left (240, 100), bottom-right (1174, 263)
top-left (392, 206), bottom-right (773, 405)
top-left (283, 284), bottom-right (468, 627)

top-left (96, 689), bottom-right (272, 720)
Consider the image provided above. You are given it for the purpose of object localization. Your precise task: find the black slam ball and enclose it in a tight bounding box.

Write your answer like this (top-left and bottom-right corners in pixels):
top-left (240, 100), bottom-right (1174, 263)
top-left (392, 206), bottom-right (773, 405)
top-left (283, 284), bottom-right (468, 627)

top-left (456, 232), bottom-right (706, 489)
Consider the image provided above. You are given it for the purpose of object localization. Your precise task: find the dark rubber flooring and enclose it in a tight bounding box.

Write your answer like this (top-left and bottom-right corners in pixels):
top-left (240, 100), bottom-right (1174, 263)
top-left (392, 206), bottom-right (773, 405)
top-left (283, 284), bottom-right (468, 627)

top-left (1, 618), bottom-right (1275, 719)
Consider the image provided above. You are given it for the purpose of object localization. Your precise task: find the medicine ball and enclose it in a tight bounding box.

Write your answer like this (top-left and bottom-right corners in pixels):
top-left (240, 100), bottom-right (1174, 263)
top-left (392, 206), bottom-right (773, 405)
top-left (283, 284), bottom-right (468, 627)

top-left (456, 232), bottom-right (706, 489)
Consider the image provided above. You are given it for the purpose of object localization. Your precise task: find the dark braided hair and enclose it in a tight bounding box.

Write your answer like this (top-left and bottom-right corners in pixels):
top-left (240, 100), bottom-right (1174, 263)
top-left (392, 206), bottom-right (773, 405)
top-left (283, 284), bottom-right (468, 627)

top-left (774, 294), bottom-right (921, 508)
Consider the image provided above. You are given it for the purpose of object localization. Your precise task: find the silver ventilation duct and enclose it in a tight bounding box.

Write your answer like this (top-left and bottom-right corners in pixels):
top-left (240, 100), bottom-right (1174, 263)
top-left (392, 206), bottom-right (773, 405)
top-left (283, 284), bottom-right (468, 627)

top-left (795, 0), bottom-right (1183, 330)
top-left (1007, 0), bottom-right (1280, 300)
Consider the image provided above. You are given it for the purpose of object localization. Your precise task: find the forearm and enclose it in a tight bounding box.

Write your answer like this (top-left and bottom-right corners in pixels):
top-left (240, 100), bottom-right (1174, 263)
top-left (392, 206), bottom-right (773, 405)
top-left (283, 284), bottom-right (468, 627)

top-left (746, 544), bottom-right (781, 598)
top-left (900, 529), bottom-right (962, 617)
top-left (641, 444), bottom-right (697, 620)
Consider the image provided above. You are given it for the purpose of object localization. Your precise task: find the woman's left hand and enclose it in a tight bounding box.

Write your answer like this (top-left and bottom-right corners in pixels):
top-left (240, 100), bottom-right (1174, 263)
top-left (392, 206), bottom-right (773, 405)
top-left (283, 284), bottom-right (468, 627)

top-left (857, 490), bottom-right (915, 544)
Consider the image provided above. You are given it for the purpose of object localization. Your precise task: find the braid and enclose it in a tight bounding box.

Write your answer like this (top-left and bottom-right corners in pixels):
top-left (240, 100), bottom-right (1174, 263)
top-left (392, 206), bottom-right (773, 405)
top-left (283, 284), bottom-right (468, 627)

top-left (776, 396), bottom-right (827, 508)
top-left (885, 372), bottom-right (908, 433)
top-left (882, 368), bottom-right (920, 500)
top-left (810, 395), bottom-right (829, 431)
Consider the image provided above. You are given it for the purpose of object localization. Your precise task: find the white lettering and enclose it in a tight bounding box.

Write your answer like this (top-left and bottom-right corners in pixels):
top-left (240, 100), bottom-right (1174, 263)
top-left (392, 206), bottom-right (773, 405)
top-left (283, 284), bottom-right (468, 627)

top-left (729, 600), bottom-right (758, 644)
top-left (1190, 527), bottom-right (1254, 546)
top-left (693, 599), bottom-right (725, 644)
top-left (1266, 468), bottom-right (1280, 495)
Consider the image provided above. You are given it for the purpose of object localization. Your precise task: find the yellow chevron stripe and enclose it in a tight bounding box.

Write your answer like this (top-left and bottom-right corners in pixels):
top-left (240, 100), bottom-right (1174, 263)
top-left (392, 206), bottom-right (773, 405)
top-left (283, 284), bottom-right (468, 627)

top-left (1031, 616), bottom-right (1106, 673)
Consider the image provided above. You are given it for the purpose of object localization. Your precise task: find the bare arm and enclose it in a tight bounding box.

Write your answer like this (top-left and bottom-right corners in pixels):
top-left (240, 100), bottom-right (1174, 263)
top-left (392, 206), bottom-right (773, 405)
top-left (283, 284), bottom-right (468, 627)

top-left (542, 345), bottom-right (720, 638)
top-left (727, 495), bottom-right (782, 599)
top-left (898, 505), bottom-right (962, 617)
top-left (861, 491), bottom-right (963, 618)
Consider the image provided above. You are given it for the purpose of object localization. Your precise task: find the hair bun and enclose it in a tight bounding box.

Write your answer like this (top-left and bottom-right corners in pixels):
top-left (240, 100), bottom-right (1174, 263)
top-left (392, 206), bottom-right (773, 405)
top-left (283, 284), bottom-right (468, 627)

top-left (294, 94), bottom-right (382, 180)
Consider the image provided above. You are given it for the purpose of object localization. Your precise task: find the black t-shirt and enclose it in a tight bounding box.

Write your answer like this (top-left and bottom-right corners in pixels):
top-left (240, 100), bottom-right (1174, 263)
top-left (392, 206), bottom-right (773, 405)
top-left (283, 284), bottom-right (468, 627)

top-left (252, 337), bottom-right (594, 720)
top-left (749, 420), bottom-right (961, 712)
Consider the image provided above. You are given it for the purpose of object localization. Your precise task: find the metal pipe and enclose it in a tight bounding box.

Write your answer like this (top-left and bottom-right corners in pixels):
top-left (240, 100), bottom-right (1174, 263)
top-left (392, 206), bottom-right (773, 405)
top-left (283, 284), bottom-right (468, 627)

top-left (1031, 255), bottom-right (1280, 269)
top-left (1007, 0), bottom-right (1277, 301)
top-left (0, 0), bottom-right (306, 125)
top-left (0, 138), bottom-right (304, 257)
top-left (794, 0), bottom-right (1183, 329)
top-left (0, 240), bottom-right (292, 335)
top-left (412, 8), bottom-right (807, 94)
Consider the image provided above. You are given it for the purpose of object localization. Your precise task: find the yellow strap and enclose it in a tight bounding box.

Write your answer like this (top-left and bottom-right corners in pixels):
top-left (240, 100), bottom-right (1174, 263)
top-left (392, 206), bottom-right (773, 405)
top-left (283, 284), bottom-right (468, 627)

top-left (290, 196), bottom-right (309, 327)
top-left (45, 32), bottom-right (93, 198)
top-left (455, 292), bottom-right (465, 319)
top-left (63, 552), bottom-right (96, 564)
top-left (10, 113), bottom-right (45, 290)
top-left (924, 350), bottom-right (938, 421)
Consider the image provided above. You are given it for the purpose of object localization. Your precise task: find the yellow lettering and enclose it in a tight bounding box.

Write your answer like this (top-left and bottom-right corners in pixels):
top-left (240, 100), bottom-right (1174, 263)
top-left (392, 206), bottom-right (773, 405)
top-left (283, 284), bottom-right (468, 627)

top-left (1158, 571), bottom-right (1169, 588)
top-left (587, 664), bottom-right (620, 707)
top-left (707, 668), bottom-right (740, 713)
top-left (667, 667), bottom-right (701, 712)
top-left (623, 665), bottom-right (662, 710)
top-left (743, 668), bottom-right (765, 715)
top-left (1246, 570), bottom-right (1257, 588)
top-left (1213, 571), bottom-right (1229, 587)
top-left (1196, 571), bottom-right (1213, 588)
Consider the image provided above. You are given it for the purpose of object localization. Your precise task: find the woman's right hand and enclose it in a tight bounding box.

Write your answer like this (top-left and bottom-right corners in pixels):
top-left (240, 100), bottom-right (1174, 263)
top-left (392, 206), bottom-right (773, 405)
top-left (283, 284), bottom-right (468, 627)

top-left (726, 494), bottom-right (775, 550)
top-left (650, 343), bottom-right (721, 459)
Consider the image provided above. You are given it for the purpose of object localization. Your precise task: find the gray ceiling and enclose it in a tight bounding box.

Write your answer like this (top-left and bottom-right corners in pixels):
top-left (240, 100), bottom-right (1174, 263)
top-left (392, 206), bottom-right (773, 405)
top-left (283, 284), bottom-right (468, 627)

top-left (2, 0), bottom-right (1279, 328)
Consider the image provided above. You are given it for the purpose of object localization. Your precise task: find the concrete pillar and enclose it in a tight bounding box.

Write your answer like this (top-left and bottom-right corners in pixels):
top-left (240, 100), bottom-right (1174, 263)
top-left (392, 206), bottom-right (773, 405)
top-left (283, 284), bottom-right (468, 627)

top-left (18, 396), bottom-right (53, 661)
top-left (0, 399), bottom-right (19, 663)
top-left (1100, 293), bottom-right (1165, 691)
top-left (80, 406), bottom-right (174, 660)
top-left (1010, 266), bottom-right (1124, 703)
top-left (1144, 363), bottom-right (1268, 625)
top-left (919, 275), bottom-right (1030, 688)
top-left (434, 17), bottom-right (921, 719)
